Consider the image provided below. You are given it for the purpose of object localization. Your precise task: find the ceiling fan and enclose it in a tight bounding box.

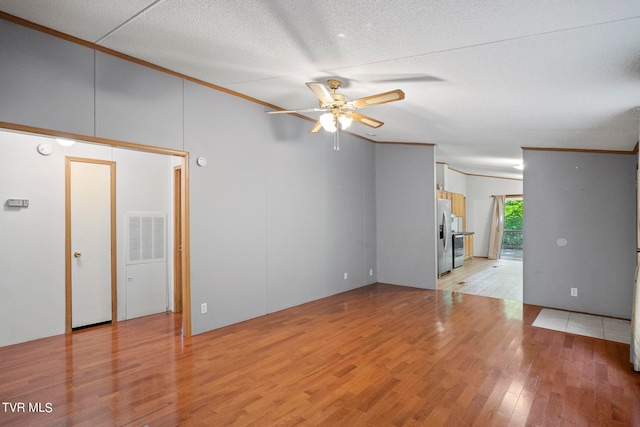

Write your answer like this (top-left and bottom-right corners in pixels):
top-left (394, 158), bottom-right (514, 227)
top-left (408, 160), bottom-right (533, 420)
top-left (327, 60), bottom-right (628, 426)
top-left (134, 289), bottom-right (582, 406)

top-left (267, 79), bottom-right (405, 151)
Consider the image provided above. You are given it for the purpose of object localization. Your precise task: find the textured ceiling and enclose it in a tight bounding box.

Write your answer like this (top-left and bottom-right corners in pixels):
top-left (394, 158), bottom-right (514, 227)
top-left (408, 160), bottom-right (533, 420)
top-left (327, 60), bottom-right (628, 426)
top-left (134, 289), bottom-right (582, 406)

top-left (2, 0), bottom-right (640, 178)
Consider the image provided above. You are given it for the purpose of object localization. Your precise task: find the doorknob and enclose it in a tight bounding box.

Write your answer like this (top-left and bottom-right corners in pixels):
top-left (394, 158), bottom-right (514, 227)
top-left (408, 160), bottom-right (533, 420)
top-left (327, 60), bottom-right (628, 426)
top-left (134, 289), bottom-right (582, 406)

top-left (74, 251), bottom-right (82, 258)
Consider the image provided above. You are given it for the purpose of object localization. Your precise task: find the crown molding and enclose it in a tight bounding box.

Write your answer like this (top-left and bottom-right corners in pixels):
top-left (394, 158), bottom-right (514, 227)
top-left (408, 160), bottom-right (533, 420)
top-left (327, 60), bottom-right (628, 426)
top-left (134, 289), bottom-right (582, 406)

top-left (521, 146), bottom-right (636, 155)
top-left (436, 162), bottom-right (523, 181)
top-left (375, 141), bottom-right (435, 147)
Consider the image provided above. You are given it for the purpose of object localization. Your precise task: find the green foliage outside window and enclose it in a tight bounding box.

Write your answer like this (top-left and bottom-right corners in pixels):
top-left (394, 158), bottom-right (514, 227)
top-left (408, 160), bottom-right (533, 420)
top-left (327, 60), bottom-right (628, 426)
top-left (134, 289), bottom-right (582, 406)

top-left (504, 200), bottom-right (522, 230)
top-left (503, 200), bottom-right (523, 249)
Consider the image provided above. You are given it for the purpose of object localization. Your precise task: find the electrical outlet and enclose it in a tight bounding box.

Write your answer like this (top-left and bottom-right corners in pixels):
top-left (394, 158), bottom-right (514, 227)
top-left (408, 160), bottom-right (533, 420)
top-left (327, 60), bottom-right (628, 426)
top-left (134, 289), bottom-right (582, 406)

top-left (344, 272), bottom-right (348, 280)
top-left (570, 288), bottom-right (578, 297)
top-left (201, 303), bottom-right (207, 313)
top-left (369, 269), bottom-right (373, 276)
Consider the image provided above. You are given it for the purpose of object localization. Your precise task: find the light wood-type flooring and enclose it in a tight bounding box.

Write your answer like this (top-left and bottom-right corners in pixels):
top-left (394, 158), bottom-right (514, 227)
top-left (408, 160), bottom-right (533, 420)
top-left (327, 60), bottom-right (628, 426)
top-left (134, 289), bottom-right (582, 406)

top-left (1, 283), bottom-right (639, 426)
top-left (438, 257), bottom-right (523, 302)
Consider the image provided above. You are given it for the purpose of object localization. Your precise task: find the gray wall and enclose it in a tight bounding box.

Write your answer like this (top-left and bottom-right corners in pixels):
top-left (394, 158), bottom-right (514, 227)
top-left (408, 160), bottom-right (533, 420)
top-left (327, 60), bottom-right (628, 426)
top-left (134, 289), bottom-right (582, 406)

top-left (183, 80), bottom-right (377, 334)
top-left (183, 80), bottom-right (269, 332)
top-left (96, 52), bottom-right (184, 150)
top-left (0, 18), bottom-right (94, 135)
top-left (0, 18), bottom-right (394, 343)
top-left (523, 150), bottom-right (636, 319)
top-left (376, 144), bottom-right (437, 289)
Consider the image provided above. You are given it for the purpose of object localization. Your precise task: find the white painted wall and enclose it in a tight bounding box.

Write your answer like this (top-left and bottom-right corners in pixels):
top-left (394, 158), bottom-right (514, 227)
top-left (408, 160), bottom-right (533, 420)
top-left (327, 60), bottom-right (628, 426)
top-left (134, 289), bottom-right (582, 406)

top-left (435, 163), bottom-right (466, 194)
top-left (113, 149), bottom-right (176, 320)
top-left (465, 176), bottom-right (523, 257)
top-left (0, 132), bottom-right (67, 346)
top-left (0, 131), bottom-right (174, 346)
top-left (445, 167), bottom-right (467, 195)
top-left (436, 163), bottom-right (446, 190)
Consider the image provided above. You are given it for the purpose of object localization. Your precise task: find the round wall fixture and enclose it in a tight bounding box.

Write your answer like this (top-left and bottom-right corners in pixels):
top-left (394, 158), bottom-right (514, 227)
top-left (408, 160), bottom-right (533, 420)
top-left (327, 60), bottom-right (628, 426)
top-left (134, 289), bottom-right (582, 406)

top-left (37, 143), bottom-right (53, 156)
top-left (196, 156), bottom-right (207, 167)
top-left (556, 238), bottom-right (568, 247)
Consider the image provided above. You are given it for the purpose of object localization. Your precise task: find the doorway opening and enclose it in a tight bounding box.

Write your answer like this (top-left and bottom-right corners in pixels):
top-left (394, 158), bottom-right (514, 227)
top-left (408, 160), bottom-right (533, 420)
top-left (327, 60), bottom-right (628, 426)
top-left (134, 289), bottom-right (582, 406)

top-left (65, 153), bottom-right (186, 333)
top-left (0, 122), bottom-right (191, 340)
top-left (439, 194), bottom-right (524, 302)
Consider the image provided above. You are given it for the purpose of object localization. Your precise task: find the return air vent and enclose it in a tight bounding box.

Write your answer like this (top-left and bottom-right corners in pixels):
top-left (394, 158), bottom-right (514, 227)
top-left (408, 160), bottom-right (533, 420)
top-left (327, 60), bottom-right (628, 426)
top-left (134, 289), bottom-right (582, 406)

top-left (126, 213), bottom-right (166, 265)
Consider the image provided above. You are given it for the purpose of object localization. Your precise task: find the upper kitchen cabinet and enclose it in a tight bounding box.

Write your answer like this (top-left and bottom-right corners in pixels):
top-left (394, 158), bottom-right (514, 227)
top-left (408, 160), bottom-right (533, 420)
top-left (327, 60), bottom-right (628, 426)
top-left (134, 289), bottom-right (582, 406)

top-left (0, 19), bottom-right (95, 136)
top-left (436, 190), bottom-right (466, 218)
top-left (95, 52), bottom-right (183, 150)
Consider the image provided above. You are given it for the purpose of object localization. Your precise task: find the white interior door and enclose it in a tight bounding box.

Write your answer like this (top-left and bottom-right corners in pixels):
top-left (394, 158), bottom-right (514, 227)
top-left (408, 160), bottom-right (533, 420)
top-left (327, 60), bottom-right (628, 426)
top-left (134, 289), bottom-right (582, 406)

top-left (69, 159), bottom-right (114, 328)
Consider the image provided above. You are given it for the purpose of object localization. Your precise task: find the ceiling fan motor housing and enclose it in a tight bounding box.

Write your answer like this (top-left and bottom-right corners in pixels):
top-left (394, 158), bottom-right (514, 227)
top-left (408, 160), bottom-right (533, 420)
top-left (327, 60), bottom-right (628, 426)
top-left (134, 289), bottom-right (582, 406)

top-left (327, 79), bottom-right (343, 90)
top-left (320, 92), bottom-right (347, 109)
top-left (267, 80), bottom-right (402, 133)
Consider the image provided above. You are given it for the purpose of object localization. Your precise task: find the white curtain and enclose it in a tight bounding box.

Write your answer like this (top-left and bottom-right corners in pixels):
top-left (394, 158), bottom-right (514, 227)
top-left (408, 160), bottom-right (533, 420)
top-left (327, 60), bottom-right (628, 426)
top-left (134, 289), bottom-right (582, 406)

top-left (488, 195), bottom-right (506, 260)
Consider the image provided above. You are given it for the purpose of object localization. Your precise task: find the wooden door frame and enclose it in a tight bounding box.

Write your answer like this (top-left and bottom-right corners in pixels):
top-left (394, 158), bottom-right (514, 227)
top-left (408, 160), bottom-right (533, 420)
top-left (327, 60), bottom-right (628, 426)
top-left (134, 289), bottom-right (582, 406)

top-left (173, 165), bottom-right (183, 314)
top-left (0, 121), bottom-right (192, 338)
top-left (179, 159), bottom-right (191, 336)
top-left (65, 157), bottom-right (117, 332)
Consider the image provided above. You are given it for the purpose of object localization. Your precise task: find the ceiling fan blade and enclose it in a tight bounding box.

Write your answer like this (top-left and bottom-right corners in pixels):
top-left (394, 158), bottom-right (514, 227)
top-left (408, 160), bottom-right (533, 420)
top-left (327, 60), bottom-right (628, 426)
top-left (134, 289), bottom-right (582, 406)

top-left (350, 112), bottom-right (384, 128)
top-left (266, 108), bottom-right (326, 114)
top-left (309, 121), bottom-right (323, 133)
top-left (306, 82), bottom-right (334, 104)
top-left (351, 89), bottom-right (405, 109)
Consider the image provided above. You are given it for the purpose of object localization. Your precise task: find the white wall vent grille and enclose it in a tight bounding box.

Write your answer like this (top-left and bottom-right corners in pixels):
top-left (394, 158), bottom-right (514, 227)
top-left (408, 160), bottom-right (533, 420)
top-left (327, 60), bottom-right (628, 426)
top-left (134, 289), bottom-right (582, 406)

top-left (126, 213), bottom-right (166, 265)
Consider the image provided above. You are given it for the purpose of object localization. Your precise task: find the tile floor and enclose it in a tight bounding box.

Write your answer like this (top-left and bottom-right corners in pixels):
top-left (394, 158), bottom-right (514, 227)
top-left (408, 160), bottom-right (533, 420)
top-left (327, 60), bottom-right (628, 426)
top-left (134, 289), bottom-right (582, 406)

top-left (438, 258), bottom-right (523, 302)
top-left (532, 308), bottom-right (631, 344)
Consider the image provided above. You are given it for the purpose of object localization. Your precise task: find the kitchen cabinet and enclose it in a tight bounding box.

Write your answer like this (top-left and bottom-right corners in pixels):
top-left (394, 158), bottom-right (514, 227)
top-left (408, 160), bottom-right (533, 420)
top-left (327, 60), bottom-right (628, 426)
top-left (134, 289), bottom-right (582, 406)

top-left (436, 190), bottom-right (465, 218)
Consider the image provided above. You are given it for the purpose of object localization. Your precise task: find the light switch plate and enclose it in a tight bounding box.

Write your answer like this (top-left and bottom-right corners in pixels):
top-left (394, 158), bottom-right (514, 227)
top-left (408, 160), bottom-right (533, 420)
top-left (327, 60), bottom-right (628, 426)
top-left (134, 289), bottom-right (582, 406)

top-left (7, 199), bottom-right (29, 207)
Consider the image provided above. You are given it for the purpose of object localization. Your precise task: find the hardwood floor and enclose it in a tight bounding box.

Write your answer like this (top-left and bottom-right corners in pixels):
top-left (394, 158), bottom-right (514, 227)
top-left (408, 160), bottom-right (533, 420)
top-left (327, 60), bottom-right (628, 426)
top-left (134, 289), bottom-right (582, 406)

top-left (1, 284), bottom-right (639, 426)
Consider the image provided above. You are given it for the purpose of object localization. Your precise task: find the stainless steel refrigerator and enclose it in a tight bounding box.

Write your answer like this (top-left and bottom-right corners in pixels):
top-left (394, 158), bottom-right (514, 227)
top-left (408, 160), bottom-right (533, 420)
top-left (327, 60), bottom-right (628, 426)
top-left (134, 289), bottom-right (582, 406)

top-left (437, 199), bottom-right (452, 277)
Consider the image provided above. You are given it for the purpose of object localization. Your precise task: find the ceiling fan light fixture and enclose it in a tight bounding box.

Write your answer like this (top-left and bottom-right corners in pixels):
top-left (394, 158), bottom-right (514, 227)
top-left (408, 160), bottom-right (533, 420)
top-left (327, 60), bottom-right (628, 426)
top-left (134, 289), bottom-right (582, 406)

top-left (338, 115), bottom-right (352, 130)
top-left (320, 112), bottom-right (337, 132)
top-left (271, 80), bottom-right (405, 136)
top-left (56, 137), bottom-right (75, 147)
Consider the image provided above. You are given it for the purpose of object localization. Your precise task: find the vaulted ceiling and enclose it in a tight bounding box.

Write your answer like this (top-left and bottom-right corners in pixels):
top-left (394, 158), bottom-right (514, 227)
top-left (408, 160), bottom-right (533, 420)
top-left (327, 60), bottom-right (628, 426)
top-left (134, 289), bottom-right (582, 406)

top-left (2, 0), bottom-right (639, 178)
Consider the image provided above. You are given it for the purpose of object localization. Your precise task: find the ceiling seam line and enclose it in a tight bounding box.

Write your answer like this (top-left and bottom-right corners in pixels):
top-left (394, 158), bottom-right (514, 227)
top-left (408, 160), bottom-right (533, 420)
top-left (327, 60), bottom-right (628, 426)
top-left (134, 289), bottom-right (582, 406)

top-left (323, 14), bottom-right (640, 73)
top-left (94, 0), bottom-right (165, 44)
top-left (220, 14), bottom-right (640, 86)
